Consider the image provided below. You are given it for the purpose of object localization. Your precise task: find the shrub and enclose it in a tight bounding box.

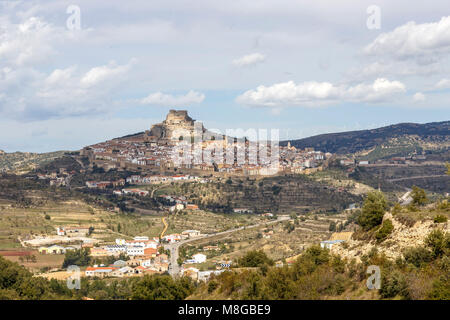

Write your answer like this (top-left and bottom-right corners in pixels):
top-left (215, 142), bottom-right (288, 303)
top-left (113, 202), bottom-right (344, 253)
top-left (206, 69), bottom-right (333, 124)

top-left (403, 247), bottom-right (433, 268)
top-left (391, 203), bottom-right (402, 215)
top-left (375, 219), bottom-right (394, 242)
top-left (428, 276), bottom-right (450, 300)
top-left (271, 185), bottom-right (282, 195)
top-left (380, 270), bottom-right (408, 299)
top-left (436, 200), bottom-right (449, 211)
top-left (425, 229), bottom-right (450, 258)
top-left (433, 215), bottom-right (447, 223)
top-left (208, 280), bottom-right (219, 294)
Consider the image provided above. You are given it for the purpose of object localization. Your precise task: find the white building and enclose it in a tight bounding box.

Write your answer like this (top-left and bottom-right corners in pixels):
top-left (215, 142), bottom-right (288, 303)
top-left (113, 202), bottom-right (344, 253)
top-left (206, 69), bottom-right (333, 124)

top-left (105, 245), bottom-right (127, 254)
top-left (181, 230), bottom-right (201, 238)
top-left (170, 203), bottom-right (185, 212)
top-left (126, 247), bottom-right (145, 256)
top-left (192, 253), bottom-right (207, 264)
top-left (163, 234), bottom-right (181, 243)
top-left (320, 240), bottom-right (344, 250)
top-left (56, 227), bottom-right (66, 236)
top-left (116, 238), bottom-right (126, 245)
top-left (134, 236), bottom-right (149, 241)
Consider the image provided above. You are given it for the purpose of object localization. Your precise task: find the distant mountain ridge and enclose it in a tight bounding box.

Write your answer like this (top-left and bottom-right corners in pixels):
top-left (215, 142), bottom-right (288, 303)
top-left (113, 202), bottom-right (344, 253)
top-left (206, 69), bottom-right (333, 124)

top-left (282, 121), bottom-right (450, 156)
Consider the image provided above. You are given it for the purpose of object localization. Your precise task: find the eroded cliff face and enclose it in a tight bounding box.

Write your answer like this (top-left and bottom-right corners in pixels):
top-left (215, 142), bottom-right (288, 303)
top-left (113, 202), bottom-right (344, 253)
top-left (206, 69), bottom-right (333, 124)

top-left (331, 212), bottom-right (449, 262)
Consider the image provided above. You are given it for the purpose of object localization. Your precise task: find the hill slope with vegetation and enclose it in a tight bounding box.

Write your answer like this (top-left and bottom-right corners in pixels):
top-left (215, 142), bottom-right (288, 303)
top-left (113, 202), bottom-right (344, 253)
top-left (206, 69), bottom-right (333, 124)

top-left (0, 151), bottom-right (67, 174)
top-left (282, 121), bottom-right (450, 157)
top-left (191, 187), bottom-right (450, 300)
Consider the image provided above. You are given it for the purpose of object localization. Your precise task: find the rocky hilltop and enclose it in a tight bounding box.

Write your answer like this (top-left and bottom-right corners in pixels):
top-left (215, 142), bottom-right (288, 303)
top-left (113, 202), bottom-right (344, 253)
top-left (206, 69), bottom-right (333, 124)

top-left (145, 109), bottom-right (204, 144)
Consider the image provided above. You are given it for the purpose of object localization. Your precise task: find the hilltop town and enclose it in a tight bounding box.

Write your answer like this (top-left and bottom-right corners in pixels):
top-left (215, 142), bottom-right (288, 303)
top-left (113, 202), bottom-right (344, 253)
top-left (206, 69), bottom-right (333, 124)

top-left (0, 112), bottom-right (448, 301)
top-left (81, 110), bottom-right (331, 177)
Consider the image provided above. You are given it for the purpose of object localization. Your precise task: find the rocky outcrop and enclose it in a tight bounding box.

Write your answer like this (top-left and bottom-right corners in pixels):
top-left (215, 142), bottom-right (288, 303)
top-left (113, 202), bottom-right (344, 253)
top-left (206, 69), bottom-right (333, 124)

top-left (331, 213), bottom-right (449, 262)
top-left (146, 110), bottom-right (204, 143)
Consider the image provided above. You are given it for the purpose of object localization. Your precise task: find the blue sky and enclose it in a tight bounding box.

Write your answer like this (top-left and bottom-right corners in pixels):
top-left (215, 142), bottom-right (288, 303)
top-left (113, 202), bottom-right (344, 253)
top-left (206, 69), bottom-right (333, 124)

top-left (0, 0), bottom-right (449, 152)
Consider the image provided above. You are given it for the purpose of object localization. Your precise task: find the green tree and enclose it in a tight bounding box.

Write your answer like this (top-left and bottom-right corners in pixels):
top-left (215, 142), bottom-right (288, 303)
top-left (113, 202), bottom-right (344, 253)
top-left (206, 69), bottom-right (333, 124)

top-left (411, 186), bottom-right (428, 206)
top-left (375, 219), bottom-right (394, 242)
top-left (238, 250), bottom-right (274, 268)
top-left (62, 248), bottom-right (91, 268)
top-left (131, 275), bottom-right (194, 300)
top-left (329, 221), bottom-right (336, 232)
top-left (358, 191), bottom-right (388, 231)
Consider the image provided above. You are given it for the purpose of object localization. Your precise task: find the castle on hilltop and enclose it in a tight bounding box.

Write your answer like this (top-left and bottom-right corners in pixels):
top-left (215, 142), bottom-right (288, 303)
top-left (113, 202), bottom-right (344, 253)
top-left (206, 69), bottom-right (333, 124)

top-left (145, 110), bottom-right (204, 144)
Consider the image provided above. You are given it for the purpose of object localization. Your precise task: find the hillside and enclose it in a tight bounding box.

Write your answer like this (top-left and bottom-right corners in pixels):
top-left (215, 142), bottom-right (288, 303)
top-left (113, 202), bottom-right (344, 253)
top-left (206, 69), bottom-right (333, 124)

top-left (282, 121), bottom-right (450, 158)
top-left (0, 151), bottom-right (67, 174)
top-left (190, 195), bottom-right (450, 300)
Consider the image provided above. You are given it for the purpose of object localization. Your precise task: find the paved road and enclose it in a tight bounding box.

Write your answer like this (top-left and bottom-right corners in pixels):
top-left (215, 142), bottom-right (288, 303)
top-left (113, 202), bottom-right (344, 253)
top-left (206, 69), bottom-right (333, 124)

top-left (164, 215), bottom-right (290, 277)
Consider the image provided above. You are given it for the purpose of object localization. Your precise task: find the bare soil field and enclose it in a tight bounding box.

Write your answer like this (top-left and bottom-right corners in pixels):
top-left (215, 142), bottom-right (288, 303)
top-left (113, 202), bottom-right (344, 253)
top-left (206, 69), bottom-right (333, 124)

top-left (4, 252), bottom-right (65, 272)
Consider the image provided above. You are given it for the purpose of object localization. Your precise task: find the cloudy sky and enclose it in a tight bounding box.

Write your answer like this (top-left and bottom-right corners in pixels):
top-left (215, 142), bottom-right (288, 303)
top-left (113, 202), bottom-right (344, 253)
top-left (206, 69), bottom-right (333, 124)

top-left (0, 0), bottom-right (449, 152)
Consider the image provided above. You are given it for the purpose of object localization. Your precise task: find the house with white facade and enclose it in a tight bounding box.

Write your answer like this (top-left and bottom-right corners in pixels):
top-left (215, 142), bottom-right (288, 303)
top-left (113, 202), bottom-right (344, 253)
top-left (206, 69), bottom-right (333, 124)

top-left (192, 253), bottom-right (207, 264)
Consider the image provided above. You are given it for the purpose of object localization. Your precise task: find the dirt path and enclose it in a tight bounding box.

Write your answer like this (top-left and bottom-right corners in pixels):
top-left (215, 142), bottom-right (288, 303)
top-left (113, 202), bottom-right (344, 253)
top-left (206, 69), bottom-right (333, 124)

top-left (387, 174), bottom-right (447, 182)
top-left (160, 217), bottom-right (168, 239)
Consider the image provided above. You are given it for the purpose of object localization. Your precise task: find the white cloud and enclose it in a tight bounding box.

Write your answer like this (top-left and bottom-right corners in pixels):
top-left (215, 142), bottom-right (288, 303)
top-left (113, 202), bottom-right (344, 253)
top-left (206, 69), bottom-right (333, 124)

top-left (436, 78), bottom-right (450, 88)
top-left (236, 78), bottom-right (406, 107)
top-left (346, 78), bottom-right (406, 102)
top-left (348, 60), bottom-right (441, 81)
top-left (0, 15), bottom-right (88, 67)
top-left (0, 17), bottom-right (55, 66)
top-left (44, 67), bottom-right (77, 86)
top-left (140, 90), bottom-right (205, 106)
top-left (364, 16), bottom-right (450, 59)
top-left (0, 59), bottom-right (137, 120)
top-left (81, 59), bottom-right (137, 87)
top-left (232, 53), bottom-right (266, 67)
top-left (413, 92), bottom-right (426, 102)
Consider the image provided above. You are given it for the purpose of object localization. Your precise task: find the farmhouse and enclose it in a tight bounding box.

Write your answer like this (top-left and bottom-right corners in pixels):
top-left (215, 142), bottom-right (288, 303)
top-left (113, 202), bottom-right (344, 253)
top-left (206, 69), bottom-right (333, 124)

top-left (38, 245), bottom-right (74, 255)
top-left (85, 266), bottom-right (118, 278)
top-left (181, 230), bottom-right (201, 238)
